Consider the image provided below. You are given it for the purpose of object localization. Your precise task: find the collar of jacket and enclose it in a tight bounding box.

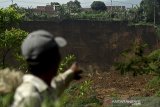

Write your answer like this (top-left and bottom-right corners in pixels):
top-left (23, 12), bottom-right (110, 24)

top-left (23, 74), bottom-right (48, 92)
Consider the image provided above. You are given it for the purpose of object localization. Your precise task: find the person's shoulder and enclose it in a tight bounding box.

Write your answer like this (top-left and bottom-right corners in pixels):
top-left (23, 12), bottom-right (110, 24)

top-left (13, 81), bottom-right (41, 107)
top-left (16, 82), bottom-right (39, 98)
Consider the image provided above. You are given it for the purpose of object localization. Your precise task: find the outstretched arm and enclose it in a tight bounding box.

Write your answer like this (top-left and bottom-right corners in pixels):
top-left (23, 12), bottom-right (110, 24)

top-left (51, 62), bottom-right (82, 97)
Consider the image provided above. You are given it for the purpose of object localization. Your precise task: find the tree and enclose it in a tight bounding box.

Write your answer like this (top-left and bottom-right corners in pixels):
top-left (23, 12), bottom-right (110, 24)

top-left (114, 39), bottom-right (149, 76)
top-left (74, 0), bottom-right (81, 8)
top-left (0, 29), bottom-right (28, 68)
top-left (0, 7), bottom-right (28, 68)
top-left (91, 1), bottom-right (107, 11)
top-left (127, 6), bottom-right (145, 22)
top-left (51, 2), bottom-right (61, 11)
top-left (57, 4), bottom-right (71, 20)
top-left (140, 0), bottom-right (160, 23)
top-left (51, 2), bottom-right (60, 6)
top-left (67, 0), bottom-right (81, 13)
top-left (0, 6), bottom-right (23, 33)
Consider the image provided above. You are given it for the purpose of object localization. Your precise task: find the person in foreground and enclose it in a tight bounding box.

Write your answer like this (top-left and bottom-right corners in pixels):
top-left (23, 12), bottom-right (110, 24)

top-left (12, 30), bottom-right (82, 107)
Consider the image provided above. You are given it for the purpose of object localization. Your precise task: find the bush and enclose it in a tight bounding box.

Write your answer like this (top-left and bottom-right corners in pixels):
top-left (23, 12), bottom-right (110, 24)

top-left (145, 76), bottom-right (160, 98)
top-left (58, 54), bottom-right (76, 73)
top-left (0, 93), bottom-right (14, 107)
top-left (0, 7), bottom-right (28, 69)
top-left (0, 28), bottom-right (28, 69)
top-left (115, 39), bottom-right (160, 77)
top-left (147, 49), bottom-right (160, 75)
top-left (59, 80), bottom-right (101, 107)
top-left (58, 54), bottom-right (101, 106)
top-left (114, 39), bottom-right (149, 76)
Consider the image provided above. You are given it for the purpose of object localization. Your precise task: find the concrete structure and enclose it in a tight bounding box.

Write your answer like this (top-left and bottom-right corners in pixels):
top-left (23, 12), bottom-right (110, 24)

top-left (106, 6), bottom-right (125, 11)
top-left (32, 4), bottom-right (60, 15)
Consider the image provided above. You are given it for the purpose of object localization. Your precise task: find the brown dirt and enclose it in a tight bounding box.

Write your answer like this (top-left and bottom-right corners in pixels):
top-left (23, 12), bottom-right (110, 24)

top-left (86, 70), bottom-right (155, 100)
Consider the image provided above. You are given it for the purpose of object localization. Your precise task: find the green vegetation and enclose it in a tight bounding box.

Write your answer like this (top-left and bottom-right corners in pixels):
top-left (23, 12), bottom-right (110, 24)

top-left (0, 6), bottom-right (23, 33)
top-left (114, 37), bottom-right (160, 99)
top-left (147, 76), bottom-right (160, 94)
top-left (70, 11), bottom-right (126, 21)
top-left (40, 80), bottom-right (101, 107)
top-left (114, 39), bottom-right (149, 76)
top-left (0, 7), bottom-right (28, 69)
top-left (5, 0), bottom-right (159, 25)
top-left (67, 0), bottom-right (81, 13)
top-left (0, 7), bottom-right (27, 106)
top-left (140, 0), bottom-right (160, 23)
top-left (58, 54), bottom-right (76, 73)
top-left (58, 55), bottom-right (101, 106)
top-left (0, 5), bottom-right (101, 107)
top-left (0, 93), bottom-right (14, 107)
top-left (91, 1), bottom-right (106, 11)
top-left (0, 28), bottom-right (28, 68)
top-left (1, 1), bottom-right (160, 106)
top-left (115, 39), bottom-right (160, 76)
top-left (60, 80), bottom-right (101, 107)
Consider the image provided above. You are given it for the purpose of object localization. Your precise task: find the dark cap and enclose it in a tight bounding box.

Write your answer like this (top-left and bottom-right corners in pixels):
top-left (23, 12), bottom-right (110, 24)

top-left (21, 30), bottom-right (67, 64)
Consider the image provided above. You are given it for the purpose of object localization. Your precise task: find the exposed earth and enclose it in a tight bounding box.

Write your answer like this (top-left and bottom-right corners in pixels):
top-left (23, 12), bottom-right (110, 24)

top-left (84, 69), bottom-right (156, 100)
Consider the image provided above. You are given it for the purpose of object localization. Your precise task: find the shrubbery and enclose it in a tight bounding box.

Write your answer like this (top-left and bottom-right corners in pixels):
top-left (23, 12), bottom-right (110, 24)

top-left (114, 38), bottom-right (160, 97)
top-left (0, 7), bottom-right (28, 69)
top-left (114, 39), bottom-right (149, 76)
top-left (59, 80), bottom-right (101, 107)
top-left (58, 54), bottom-right (101, 106)
top-left (114, 37), bottom-right (160, 76)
